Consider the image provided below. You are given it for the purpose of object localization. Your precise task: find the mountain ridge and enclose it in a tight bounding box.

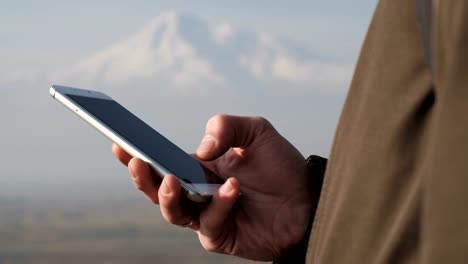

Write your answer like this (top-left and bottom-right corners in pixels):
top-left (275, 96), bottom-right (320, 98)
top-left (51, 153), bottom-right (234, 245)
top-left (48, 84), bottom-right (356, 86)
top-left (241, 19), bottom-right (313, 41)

top-left (52, 11), bottom-right (352, 95)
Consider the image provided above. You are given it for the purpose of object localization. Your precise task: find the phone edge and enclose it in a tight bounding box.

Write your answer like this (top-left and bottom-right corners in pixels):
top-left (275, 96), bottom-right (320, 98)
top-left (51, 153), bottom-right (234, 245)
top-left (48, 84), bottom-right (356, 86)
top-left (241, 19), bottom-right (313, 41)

top-left (50, 85), bottom-right (214, 203)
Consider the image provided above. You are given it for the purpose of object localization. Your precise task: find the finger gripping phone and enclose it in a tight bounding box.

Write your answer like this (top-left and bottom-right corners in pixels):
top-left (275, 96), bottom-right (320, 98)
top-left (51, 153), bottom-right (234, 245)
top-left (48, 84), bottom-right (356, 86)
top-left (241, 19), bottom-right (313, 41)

top-left (49, 85), bottom-right (222, 202)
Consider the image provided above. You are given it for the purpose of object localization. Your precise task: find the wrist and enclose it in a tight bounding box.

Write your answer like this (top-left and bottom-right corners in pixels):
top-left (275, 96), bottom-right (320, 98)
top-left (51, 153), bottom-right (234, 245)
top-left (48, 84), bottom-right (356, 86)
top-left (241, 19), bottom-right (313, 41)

top-left (305, 155), bottom-right (327, 222)
top-left (274, 155), bottom-right (327, 264)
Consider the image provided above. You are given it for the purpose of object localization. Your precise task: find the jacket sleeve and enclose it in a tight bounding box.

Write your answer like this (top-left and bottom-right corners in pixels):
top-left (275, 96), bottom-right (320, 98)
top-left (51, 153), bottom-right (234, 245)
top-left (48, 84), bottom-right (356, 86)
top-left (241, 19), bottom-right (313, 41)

top-left (422, 2), bottom-right (468, 262)
top-left (274, 155), bottom-right (327, 264)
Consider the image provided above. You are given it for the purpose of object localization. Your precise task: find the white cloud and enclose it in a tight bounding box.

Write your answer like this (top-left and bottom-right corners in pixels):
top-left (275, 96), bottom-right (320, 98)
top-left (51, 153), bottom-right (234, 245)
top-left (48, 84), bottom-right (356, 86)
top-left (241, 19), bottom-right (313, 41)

top-left (272, 55), bottom-right (311, 81)
top-left (238, 34), bottom-right (353, 92)
top-left (212, 22), bottom-right (235, 45)
top-left (271, 54), bottom-right (351, 86)
top-left (238, 53), bottom-right (267, 80)
top-left (258, 32), bottom-right (279, 48)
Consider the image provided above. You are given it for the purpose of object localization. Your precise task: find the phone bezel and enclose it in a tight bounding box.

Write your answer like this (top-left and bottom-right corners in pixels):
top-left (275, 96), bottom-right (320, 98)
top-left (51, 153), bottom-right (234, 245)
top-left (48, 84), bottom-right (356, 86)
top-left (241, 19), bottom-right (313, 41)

top-left (50, 85), bottom-right (220, 202)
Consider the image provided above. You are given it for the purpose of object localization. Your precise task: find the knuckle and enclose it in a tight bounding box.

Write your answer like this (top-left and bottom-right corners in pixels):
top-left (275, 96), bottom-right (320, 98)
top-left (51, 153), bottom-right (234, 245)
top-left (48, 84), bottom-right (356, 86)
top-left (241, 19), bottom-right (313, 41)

top-left (149, 196), bottom-right (159, 205)
top-left (251, 116), bottom-right (276, 137)
top-left (252, 116), bottom-right (272, 129)
top-left (134, 180), bottom-right (146, 192)
top-left (200, 233), bottom-right (232, 254)
top-left (201, 240), bottom-right (221, 253)
top-left (165, 214), bottom-right (178, 225)
top-left (203, 244), bottom-right (217, 253)
top-left (221, 148), bottom-right (245, 170)
top-left (207, 114), bottom-right (227, 129)
top-left (163, 214), bottom-right (177, 225)
top-left (159, 192), bottom-right (179, 211)
top-left (162, 209), bottom-right (182, 225)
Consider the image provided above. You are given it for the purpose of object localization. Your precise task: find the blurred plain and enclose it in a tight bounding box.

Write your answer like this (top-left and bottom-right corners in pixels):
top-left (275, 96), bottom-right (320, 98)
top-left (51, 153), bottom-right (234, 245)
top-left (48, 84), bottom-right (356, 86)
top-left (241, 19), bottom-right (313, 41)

top-left (0, 1), bottom-right (376, 263)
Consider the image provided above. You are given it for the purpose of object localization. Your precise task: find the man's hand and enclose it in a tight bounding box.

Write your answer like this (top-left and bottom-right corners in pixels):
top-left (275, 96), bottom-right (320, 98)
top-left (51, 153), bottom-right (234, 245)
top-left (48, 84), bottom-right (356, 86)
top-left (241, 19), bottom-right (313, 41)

top-left (112, 114), bottom-right (314, 261)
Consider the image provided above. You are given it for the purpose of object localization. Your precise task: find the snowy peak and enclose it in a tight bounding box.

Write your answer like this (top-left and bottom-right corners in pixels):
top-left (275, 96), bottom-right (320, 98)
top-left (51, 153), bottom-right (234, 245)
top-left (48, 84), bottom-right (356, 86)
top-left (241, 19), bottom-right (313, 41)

top-left (53, 12), bottom-right (352, 95)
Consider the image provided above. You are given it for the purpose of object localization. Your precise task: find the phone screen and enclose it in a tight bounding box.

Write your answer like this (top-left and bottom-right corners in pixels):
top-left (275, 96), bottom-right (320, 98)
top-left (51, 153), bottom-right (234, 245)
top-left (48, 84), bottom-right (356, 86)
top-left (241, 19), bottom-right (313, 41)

top-left (67, 94), bottom-right (212, 184)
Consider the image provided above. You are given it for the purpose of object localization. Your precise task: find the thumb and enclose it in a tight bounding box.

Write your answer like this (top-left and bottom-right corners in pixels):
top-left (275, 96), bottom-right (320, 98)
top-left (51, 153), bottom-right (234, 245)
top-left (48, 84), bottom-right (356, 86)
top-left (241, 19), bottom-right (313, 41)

top-left (196, 114), bottom-right (273, 160)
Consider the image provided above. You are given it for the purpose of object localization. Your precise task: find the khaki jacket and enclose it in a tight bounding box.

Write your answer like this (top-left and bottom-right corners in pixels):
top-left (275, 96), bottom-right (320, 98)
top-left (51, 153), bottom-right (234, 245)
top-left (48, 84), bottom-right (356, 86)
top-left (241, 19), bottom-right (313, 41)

top-left (306, 0), bottom-right (468, 263)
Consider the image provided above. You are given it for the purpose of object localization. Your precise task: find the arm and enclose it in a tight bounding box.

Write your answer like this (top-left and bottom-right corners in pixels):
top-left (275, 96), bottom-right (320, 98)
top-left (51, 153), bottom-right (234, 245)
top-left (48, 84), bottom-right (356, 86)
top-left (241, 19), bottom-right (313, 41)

top-left (422, 2), bottom-right (468, 262)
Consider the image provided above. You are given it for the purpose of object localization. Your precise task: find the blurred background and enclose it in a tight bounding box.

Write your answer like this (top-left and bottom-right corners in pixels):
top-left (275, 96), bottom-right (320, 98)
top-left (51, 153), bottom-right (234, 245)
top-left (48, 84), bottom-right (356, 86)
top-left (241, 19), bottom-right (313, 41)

top-left (0, 1), bottom-right (376, 263)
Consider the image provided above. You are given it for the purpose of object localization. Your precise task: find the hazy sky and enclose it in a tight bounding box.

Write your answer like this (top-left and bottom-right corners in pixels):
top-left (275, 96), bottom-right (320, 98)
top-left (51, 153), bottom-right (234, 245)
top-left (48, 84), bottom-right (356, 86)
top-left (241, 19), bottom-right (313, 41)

top-left (0, 1), bottom-right (378, 200)
top-left (1, 1), bottom-right (377, 75)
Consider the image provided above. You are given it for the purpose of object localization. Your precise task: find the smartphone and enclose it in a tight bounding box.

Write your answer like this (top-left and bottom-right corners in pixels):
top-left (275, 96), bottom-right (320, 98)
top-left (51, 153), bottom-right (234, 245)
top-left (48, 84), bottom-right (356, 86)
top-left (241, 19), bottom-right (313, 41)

top-left (49, 84), bottom-right (222, 202)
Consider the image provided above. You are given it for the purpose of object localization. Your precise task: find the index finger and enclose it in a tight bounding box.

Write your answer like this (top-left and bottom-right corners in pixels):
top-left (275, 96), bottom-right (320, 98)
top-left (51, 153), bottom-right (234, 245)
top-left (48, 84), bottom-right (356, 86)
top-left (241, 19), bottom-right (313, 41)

top-left (112, 143), bottom-right (132, 166)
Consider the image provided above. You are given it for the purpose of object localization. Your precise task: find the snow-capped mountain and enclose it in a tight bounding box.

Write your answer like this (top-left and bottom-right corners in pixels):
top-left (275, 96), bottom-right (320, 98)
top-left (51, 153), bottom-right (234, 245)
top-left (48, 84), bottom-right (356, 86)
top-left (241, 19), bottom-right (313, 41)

top-left (53, 11), bottom-right (352, 95)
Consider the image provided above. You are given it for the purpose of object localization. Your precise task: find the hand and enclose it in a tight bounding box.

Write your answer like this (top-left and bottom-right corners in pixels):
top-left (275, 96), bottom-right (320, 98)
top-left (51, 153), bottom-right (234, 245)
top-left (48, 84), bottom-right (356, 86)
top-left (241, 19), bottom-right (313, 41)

top-left (112, 115), bottom-right (314, 261)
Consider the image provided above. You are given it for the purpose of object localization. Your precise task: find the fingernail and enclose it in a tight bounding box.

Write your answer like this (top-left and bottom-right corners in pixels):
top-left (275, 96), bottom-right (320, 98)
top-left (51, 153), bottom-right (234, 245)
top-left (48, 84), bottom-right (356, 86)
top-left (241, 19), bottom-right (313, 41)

top-left (220, 179), bottom-right (233, 194)
top-left (197, 135), bottom-right (216, 155)
top-left (128, 162), bottom-right (136, 179)
top-left (161, 179), bottom-right (171, 196)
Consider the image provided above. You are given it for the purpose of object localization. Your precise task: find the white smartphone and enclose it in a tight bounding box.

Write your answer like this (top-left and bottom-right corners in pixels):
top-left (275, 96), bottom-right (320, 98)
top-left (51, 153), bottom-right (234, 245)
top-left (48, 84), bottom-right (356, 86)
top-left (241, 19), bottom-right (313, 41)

top-left (49, 84), bottom-right (222, 202)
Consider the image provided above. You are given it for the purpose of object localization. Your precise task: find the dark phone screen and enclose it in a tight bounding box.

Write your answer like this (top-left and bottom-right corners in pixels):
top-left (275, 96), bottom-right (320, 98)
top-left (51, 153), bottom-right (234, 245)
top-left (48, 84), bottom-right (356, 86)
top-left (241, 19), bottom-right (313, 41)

top-left (67, 94), bottom-right (210, 184)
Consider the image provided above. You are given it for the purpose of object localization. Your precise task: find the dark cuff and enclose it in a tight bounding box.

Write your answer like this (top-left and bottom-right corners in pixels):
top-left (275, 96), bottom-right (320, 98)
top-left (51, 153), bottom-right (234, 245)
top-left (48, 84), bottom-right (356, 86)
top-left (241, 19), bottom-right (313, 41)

top-left (273, 155), bottom-right (327, 264)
